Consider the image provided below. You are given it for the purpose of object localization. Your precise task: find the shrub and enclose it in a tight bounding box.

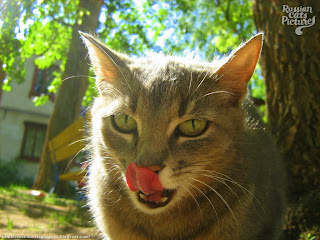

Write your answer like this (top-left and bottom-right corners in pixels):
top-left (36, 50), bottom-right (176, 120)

top-left (0, 160), bottom-right (33, 187)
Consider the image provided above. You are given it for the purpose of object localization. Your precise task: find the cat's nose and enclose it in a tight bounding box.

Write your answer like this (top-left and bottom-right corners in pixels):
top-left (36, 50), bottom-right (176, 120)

top-left (146, 165), bottom-right (162, 174)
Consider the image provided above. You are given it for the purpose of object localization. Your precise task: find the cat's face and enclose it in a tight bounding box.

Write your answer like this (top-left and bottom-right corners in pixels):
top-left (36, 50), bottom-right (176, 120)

top-left (81, 32), bottom-right (263, 214)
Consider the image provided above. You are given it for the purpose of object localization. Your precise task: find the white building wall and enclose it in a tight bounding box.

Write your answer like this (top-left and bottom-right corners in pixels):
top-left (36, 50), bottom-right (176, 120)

top-left (0, 58), bottom-right (54, 179)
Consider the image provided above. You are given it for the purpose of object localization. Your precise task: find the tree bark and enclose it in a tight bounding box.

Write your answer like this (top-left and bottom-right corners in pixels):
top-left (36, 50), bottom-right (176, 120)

top-left (253, 0), bottom-right (320, 238)
top-left (33, 0), bottom-right (103, 195)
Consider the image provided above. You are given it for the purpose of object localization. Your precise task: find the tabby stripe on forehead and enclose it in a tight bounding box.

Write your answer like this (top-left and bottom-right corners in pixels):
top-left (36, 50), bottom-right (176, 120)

top-left (130, 96), bottom-right (138, 113)
top-left (178, 98), bottom-right (189, 117)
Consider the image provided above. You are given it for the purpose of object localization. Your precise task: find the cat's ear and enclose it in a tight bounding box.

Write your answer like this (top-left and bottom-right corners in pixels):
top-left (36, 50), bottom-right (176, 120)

top-left (79, 31), bottom-right (130, 85)
top-left (216, 33), bottom-right (263, 101)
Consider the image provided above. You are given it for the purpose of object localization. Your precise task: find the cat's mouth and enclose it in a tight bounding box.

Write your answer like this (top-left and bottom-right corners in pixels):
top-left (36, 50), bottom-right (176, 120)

top-left (137, 189), bottom-right (176, 208)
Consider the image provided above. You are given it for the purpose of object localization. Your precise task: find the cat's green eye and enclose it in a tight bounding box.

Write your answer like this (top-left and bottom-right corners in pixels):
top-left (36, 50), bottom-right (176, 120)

top-left (112, 114), bottom-right (137, 133)
top-left (178, 119), bottom-right (208, 137)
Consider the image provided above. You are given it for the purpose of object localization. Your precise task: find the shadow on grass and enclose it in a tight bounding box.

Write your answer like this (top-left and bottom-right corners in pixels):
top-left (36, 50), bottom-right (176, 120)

top-left (0, 185), bottom-right (99, 239)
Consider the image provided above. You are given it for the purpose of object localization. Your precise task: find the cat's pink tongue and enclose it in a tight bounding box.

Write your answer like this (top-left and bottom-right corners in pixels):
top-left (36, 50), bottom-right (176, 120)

top-left (126, 163), bottom-right (164, 197)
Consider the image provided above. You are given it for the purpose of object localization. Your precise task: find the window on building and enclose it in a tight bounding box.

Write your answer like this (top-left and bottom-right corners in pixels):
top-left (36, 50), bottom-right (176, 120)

top-left (29, 65), bottom-right (58, 101)
top-left (20, 122), bottom-right (47, 162)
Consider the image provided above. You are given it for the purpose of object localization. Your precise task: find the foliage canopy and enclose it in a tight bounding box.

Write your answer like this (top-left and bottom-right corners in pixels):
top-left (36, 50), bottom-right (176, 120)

top-left (0, 0), bottom-right (265, 106)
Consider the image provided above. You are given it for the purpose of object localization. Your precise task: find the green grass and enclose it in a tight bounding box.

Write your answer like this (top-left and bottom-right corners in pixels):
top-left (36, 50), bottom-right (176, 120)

top-left (300, 233), bottom-right (316, 240)
top-left (0, 185), bottom-right (77, 207)
top-left (0, 184), bottom-right (91, 227)
top-left (0, 185), bottom-right (28, 195)
top-left (7, 215), bottom-right (13, 230)
top-left (0, 184), bottom-right (96, 238)
top-left (28, 225), bottom-right (42, 232)
top-left (43, 193), bottom-right (69, 206)
top-left (0, 185), bottom-right (32, 209)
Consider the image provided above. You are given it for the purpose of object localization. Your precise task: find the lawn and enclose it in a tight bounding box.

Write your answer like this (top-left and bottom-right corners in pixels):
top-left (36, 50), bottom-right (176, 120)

top-left (0, 185), bottom-right (100, 240)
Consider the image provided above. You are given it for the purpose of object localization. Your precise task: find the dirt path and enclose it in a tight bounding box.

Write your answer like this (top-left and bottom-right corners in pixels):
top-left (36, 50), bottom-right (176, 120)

top-left (0, 188), bottom-right (100, 240)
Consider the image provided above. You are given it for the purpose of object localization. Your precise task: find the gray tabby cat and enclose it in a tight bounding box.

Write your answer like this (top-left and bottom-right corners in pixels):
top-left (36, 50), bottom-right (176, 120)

top-left (80, 32), bottom-right (285, 240)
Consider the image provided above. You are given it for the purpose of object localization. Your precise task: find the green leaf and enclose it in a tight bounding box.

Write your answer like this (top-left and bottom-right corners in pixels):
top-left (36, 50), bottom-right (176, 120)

top-left (33, 95), bottom-right (49, 106)
top-left (77, 18), bottom-right (82, 25)
top-left (2, 79), bottom-right (12, 92)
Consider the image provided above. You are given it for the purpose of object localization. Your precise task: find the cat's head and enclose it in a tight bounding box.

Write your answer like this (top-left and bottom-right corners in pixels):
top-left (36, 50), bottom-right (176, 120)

top-left (80, 32), bottom-right (263, 213)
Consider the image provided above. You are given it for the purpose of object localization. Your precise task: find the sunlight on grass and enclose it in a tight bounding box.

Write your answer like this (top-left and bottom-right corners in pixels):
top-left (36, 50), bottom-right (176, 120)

top-left (7, 215), bottom-right (13, 230)
top-left (0, 184), bottom-right (96, 237)
top-left (0, 184), bottom-right (28, 193)
top-left (0, 185), bottom-right (79, 206)
top-left (44, 194), bottom-right (69, 206)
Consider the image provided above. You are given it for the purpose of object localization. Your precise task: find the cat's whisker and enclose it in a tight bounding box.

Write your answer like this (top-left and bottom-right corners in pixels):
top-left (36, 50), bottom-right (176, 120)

top-left (191, 71), bottom-right (210, 97)
top-left (197, 169), bottom-right (265, 213)
top-left (106, 189), bottom-right (124, 205)
top-left (104, 159), bottom-right (118, 166)
top-left (113, 173), bottom-right (126, 193)
top-left (190, 177), bottom-right (239, 228)
top-left (98, 83), bottom-right (126, 98)
top-left (186, 181), bottom-right (220, 230)
top-left (210, 71), bottom-right (223, 83)
top-left (105, 165), bottom-right (120, 175)
top-left (62, 75), bottom-right (95, 82)
top-left (62, 146), bottom-right (87, 173)
top-left (194, 90), bottom-right (234, 102)
top-left (113, 170), bottom-right (124, 184)
top-left (98, 157), bottom-right (113, 166)
top-left (69, 138), bottom-right (88, 145)
top-left (197, 172), bottom-right (258, 211)
top-left (105, 189), bottom-right (115, 197)
top-left (117, 182), bottom-right (126, 193)
top-left (200, 169), bottom-right (253, 192)
top-left (181, 184), bottom-right (203, 220)
top-left (114, 191), bottom-right (125, 204)
top-left (102, 159), bottom-right (114, 164)
top-left (172, 160), bottom-right (213, 169)
top-left (103, 161), bottom-right (115, 167)
top-left (175, 162), bottom-right (219, 172)
top-left (191, 171), bottom-right (241, 203)
top-left (187, 71), bottom-right (193, 96)
top-left (82, 104), bottom-right (92, 113)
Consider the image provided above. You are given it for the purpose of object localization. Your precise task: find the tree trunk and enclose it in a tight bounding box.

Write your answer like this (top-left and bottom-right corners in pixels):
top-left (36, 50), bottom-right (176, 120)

top-left (33, 0), bottom-right (103, 196)
top-left (253, 0), bottom-right (320, 238)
